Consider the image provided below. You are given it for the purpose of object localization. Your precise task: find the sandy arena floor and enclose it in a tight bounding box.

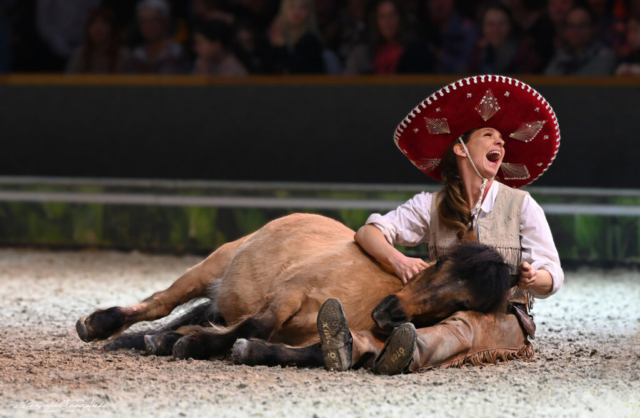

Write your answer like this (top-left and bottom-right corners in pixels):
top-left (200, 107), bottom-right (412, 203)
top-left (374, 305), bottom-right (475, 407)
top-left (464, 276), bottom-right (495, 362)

top-left (0, 249), bottom-right (638, 417)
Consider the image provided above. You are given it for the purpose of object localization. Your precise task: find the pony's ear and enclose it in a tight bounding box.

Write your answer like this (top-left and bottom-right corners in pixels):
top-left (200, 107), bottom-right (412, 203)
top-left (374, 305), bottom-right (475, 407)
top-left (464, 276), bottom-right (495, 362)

top-left (509, 273), bottom-right (521, 288)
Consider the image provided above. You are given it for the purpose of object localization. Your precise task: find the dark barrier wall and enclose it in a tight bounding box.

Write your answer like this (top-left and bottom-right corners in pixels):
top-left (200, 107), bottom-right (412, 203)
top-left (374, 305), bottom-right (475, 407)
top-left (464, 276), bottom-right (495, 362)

top-left (1, 76), bottom-right (639, 188)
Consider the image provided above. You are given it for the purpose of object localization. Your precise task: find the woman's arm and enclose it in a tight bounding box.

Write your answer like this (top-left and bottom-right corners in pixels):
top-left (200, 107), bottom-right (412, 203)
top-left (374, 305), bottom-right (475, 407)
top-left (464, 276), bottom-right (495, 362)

top-left (519, 195), bottom-right (564, 298)
top-left (355, 225), bottom-right (430, 285)
top-left (355, 192), bottom-right (433, 284)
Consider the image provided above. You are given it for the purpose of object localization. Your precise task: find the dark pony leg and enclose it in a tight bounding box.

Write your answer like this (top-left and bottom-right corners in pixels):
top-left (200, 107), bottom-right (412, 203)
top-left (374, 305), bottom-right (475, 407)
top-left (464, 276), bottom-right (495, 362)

top-left (102, 301), bottom-right (224, 354)
top-left (171, 296), bottom-right (304, 360)
top-left (76, 238), bottom-right (243, 343)
top-left (232, 339), bottom-right (324, 368)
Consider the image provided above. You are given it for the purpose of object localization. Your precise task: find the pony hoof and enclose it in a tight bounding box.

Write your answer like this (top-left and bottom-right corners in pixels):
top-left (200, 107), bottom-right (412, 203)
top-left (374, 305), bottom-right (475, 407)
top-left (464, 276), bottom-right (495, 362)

top-left (75, 307), bottom-right (127, 342)
top-left (76, 317), bottom-right (91, 342)
top-left (173, 335), bottom-right (207, 360)
top-left (144, 333), bottom-right (181, 356)
top-left (144, 335), bottom-right (158, 355)
top-left (232, 339), bottom-right (250, 364)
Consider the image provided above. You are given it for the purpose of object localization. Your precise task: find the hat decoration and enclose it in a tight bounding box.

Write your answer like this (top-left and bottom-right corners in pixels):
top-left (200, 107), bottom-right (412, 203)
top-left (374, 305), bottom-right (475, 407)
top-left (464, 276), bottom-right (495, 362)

top-left (393, 75), bottom-right (561, 189)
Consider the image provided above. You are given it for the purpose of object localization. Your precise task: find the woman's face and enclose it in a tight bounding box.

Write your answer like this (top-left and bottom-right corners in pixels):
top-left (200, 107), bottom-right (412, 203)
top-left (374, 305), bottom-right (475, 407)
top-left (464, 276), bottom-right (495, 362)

top-left (284, 0), bottom-right (310, 29)
top-left (458, 127), bottom-right (505, 180)
top-left (483, 9), bottom-right (511, 47)
top-left (89, 17), bottom-right (112, 45)
top-left (376, 2), bottom-right (400, 41)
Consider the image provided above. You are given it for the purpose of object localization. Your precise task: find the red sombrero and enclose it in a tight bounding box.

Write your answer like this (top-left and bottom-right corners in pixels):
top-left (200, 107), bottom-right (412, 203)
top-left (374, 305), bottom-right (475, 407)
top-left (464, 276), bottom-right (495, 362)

top-left (393, 75), bottom-right (560, 189)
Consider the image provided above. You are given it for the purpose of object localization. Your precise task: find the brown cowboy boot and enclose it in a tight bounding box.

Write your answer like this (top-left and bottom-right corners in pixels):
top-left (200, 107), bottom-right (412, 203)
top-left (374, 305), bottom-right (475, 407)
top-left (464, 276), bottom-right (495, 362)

top-left (409, 311), bottom-right (532, 371)
top-left (372, 323), bottom-right (417, 375)
top-left (317, 298), bottom-right (353, 371)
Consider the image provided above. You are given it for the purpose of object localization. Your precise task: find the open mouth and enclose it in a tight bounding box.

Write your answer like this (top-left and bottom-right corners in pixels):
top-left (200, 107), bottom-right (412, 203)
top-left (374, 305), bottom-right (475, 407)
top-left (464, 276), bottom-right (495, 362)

top-left (486, 150), bottom-right (502, 164)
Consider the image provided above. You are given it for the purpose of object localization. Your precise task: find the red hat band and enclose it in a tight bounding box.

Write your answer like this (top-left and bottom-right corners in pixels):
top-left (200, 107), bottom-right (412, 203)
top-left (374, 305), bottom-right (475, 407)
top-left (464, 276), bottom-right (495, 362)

top-left (393, 75), bottom-right (561, 189)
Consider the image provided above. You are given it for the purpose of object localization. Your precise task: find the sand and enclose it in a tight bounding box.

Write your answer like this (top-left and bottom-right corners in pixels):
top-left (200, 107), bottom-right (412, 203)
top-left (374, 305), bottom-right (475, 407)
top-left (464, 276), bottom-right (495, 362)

top-left (0, 248), bottom-right (638, 417)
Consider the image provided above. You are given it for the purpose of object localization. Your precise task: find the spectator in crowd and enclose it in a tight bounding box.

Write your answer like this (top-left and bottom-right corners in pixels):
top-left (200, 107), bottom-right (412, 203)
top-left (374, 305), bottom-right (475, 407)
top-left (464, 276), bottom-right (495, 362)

top-left (66, 8), bottom-right (129, 74)
top-left (469, 4), bottom-right (541, 74)
top-left (192, 0), bottom-right (235, 25)
top-left (267, 0), bottom-right (324, 73)
top-left (335, 0), bottom-right (369, 62)
top-left (544, 0), bottom-right (577, 56)
top-left (587, 0), bottom-right (626, 50)
top-left (615, 15), bottom-right (640, 75)
top-left (420, 0), bottom-right (478, 73)
top-left (233, 21), bottom-right (270, 73)
top-left (193, 20), bottom-right (248, 75)
top-left (344, 0), bottom-right (434, 74)
top-left (123, 0), bottom-right (191, 74)
top-left (545, 6), bottom-right (617, 75)
top-left (36, 0), bottom-right (101, 71)
top-left (314, 0), bottom-right (342, 52)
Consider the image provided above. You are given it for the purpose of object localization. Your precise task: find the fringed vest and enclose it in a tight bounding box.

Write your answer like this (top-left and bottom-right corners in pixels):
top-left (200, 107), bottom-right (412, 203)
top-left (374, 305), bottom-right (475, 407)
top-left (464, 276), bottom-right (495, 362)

top-left (428, 183), bottom-right (533, 309)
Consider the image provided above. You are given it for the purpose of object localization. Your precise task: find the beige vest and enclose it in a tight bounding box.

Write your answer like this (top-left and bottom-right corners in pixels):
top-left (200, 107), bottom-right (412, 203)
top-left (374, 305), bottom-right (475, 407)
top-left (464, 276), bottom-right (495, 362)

top-left (428, 183), bottom-right (533, 308)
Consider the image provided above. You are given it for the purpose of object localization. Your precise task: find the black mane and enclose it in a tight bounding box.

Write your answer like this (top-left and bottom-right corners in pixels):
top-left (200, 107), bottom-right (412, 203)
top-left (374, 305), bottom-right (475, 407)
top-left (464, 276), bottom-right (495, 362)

top-left (443, 242), bottom-right (515, 313)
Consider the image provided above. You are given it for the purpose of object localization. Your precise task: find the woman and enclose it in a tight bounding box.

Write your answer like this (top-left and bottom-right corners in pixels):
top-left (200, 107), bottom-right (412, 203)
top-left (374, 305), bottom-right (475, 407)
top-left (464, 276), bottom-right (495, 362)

top-left (192, 20), bottom-right (248, 76)
top-left (468, 4), bottom-right (541, 74)
top-left (344, 0), bottom-right (433, 74)
top-left (267, 0), bottom-right (324, 74)
top-left (317, 75), bottom-right (564, 374)
top-left (66, 8), bottom-right (128, 73)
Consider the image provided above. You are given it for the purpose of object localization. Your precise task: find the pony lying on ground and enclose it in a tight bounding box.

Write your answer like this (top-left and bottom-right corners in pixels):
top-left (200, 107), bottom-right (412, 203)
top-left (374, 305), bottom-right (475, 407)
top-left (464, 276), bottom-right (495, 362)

top-left (76, 213), bottom-right (519, 367)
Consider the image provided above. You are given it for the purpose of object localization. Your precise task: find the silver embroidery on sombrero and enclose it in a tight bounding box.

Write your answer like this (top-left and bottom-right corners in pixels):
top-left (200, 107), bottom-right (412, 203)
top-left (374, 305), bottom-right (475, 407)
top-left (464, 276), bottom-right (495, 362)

top-left (500, 163), bottom-right (530, 180)
top-left (413, 158), bottom-right (441, 172)
top-left (475, 89), bottom-right (500, 122)
top-left (424, 118), bottom-right (450, 134)
top-left (509, 121), bottom-right (547, 142)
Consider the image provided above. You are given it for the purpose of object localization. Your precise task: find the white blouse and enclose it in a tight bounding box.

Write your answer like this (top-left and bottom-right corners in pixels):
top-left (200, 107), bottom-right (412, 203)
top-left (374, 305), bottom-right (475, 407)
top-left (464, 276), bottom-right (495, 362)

top-left (366, 181), bottom-right (564, 299)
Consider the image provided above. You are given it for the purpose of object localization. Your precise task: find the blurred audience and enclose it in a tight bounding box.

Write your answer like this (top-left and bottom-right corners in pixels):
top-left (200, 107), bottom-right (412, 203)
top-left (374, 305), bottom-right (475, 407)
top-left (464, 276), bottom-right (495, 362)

top-left (66, 8), bottom-right (128, 73)
top-left (268, 0), bottom-right (324, 73)
top-left (2, 0), bottom-right (639, 76)
top-left (344, 0), bottom-right (433, 74)
top-left (36, 0), bottom-right (101, 71)
top-left (193, 20), bottom-right (248, 75)
top-left (469, 4), bottom-right (541, 74)
top-left (545, 6), bottom-right (617, 75)
top-left (123, 0), bottom-right (191, 74)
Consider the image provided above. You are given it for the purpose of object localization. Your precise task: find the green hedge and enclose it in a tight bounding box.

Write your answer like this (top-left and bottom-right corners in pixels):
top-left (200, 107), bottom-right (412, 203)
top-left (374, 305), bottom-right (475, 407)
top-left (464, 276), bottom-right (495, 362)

top-left (1, 200), bottom-right (639, 262)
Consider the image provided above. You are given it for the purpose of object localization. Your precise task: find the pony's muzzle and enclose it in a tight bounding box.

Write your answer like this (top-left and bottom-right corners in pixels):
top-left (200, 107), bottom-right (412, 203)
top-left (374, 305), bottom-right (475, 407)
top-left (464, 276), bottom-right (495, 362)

top-left (371, 295), bottom-right (409, 331)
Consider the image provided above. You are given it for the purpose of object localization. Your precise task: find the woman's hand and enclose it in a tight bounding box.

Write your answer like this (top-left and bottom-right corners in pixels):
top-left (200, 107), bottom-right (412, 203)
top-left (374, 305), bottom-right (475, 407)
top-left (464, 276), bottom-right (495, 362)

top-left (517, 261), bottom-right (538, 289)
top-left (391, 254), bottom-right (431, 285)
